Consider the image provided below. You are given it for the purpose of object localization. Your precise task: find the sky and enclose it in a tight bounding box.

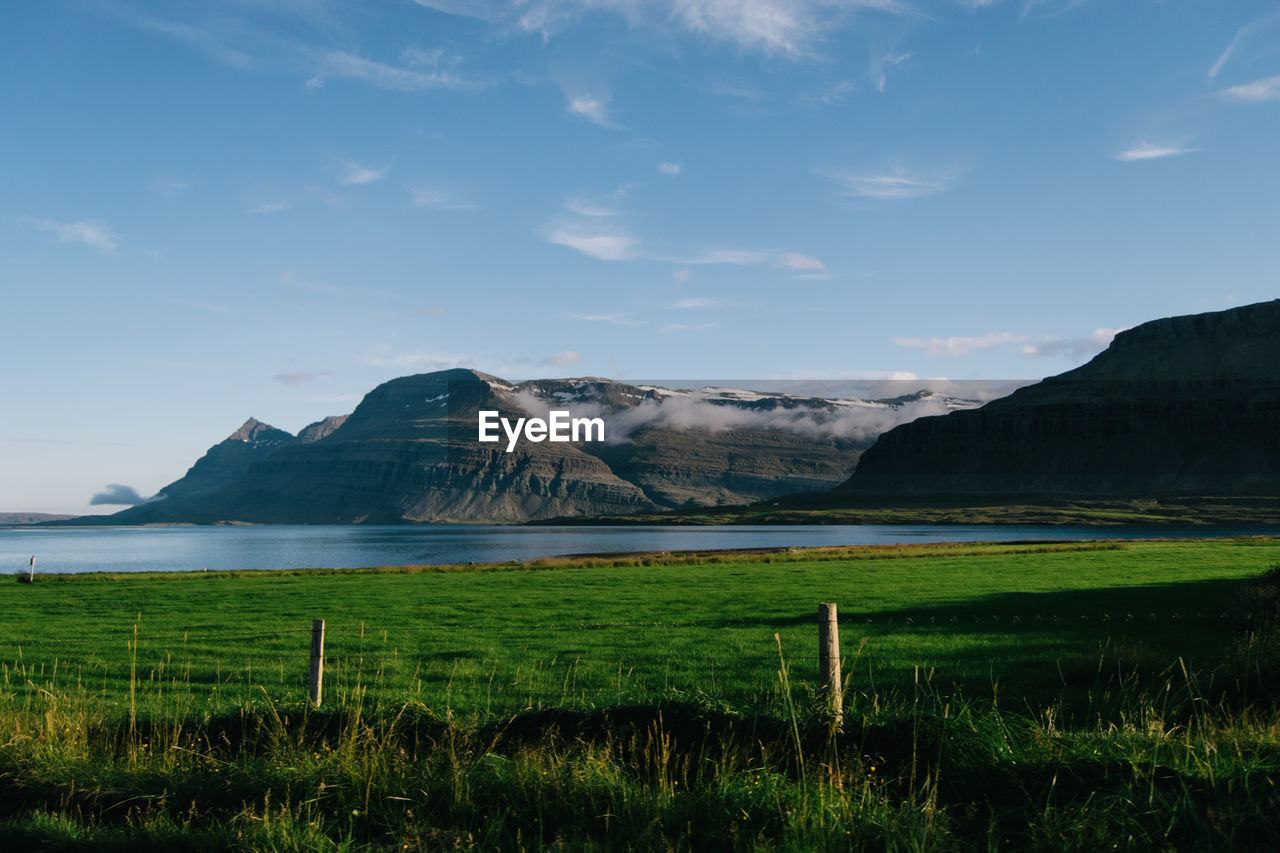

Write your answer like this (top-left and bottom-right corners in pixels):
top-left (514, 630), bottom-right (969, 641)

top-left (2, 0), bottom-right (1279, 515)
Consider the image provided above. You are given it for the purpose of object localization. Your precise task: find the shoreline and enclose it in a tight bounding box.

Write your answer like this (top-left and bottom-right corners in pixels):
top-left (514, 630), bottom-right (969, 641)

top-left (11, 534), bottom-right (1280, 581)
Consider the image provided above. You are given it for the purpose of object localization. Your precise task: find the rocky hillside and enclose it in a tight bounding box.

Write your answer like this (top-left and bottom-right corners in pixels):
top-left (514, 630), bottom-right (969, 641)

top-left (100, 370), bottom-right (974, 524)
top-left (842, 299), bottom-right (1280, 498)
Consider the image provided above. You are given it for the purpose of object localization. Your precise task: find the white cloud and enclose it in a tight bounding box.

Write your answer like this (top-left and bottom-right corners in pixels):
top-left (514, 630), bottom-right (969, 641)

top-left (337, 159), bottom-right (391, 185)
top-left (1209, 9), bottom-right (1280, 80)
top-left (1022, 328), bottom-right (1122, 359)
top-left (540, 350), bottom-right (583, 366)
top-left (1113, 142), bottom-right (1199, 162)
top-left (401, 46), bottom-right (448, 68)
top-left (25, 218), bottom-right (120, 252)
top-left (830, 169), bottom-right (953, 200)
top-left (305, 49), bottom-right (472, 92)
top-left (658, 161), bottom-right (683, 175)
top-left (668, 297), bottom-right (721, 309)
top-left (282, 270), bottom-right (389, 298)
top-left (566, 93), bottom-right (619, 128)
top-left (414, 0), bottom-right (910, 57)
top-left (1021, 0), bottom-right (1088, 18)
top-left (776, 252), bottom-right (825, 271)
top-left (570, 312), bottom-right (643, 326)
top-left (869, 48), bottom-right (911, 93)
top-left (360, 348), bottom-right (480, 371)
top-left (410, 187), bottom-right (478, 210)
top-left (247, 201), bottom-right (290, 214)
top-left (665, 248), bottom-right (775, 265)
top-left (1220, 75), bottom-right (1280, 102)
top-left (171, 297), bottom-right (233, 314)
top-left (672, 268), bottom-right (691, 283)
top-left (544, 225), bottom-right (638, 260)
top-left (894, 331), bottom-right (1025, 357)
top-left (564, 196), bottom-right (622, 217)
top-left (661, 322), bottom-right (720, 333)
top-left (802, 79), bottom-right (857, 106)
top-left (122, 14), bottom-right (256, 71)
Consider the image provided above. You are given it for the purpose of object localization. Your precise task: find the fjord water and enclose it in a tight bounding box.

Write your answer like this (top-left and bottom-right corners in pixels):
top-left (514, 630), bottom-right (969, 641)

top-left (3, 524), bottom-right (1276, 574)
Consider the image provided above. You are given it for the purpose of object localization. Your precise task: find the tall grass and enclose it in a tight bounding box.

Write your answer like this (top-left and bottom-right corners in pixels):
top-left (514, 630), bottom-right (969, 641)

top-left (4, 610), bottom-right (1280, 851)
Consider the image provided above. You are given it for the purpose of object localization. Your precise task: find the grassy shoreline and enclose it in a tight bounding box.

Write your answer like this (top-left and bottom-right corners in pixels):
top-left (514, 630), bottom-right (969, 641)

top-left (541, 496), bottom-right (1280, 527)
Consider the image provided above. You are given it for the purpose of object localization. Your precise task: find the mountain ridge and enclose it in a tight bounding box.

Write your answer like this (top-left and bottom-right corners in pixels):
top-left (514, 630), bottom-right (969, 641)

top-left (94, 371), bottom-right (963, 524)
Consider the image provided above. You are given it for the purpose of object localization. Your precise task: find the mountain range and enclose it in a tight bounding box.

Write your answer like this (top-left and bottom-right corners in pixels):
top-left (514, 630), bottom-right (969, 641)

top-left (80, 299), bottom-right (1280, 526)
top-left (95, 373), bottom-right (974, 524)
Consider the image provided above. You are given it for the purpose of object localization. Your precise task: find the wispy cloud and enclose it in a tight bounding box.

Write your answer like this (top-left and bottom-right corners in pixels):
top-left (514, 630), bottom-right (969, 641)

top-left (668, 297), bottom-right (721, 309)
top-left (247, 201), bottom-right (290, 214)
top-left (121, 13), bottom-right (256, 71)
top-left (1209, 9), bottom-right (1280, 80)
top-left (282, 270), bottom-right (389, 298)
top-left (273, 370), bottom-right (332, 387)
top-left (1022, 328), bottom-right (1122, 359)
top-left (776, 253), bottom-right (826, 271)
top-left (337, 158), bottom-right (391, 185)
top-left (802, 79), bottom-right (856, 106)
top-left (570, 312), bottom-right (643, 326)
top-left (829, 169), bottom-right (953, 200)
top-left (661, 321), bottom-right (720, 333)
top-left (415, 0), bottom-right (910, 58)
top-left (304, 49), bottom-right (473, 91)
top-left (171, 297), bottom-right (233, 315)
top-left (410, 187), bottom-right (478, 210)
top-left (664, 248), bottom-right (775, 265)
top-left (657, 161), bottom-right (683, 175)
top-left (360, 348), bottom-right (480, 371)
top-left (565, 92), bottom-right (619, 128)
top-left (1113, 142), bottom-right (1199, 162)
top-left (24, 217), bottom-right (120, 252)
top-left (544, 225), bottom-right (638, 260)
top-left (869, 48), bottom-right (911, 93)
top-left (540, 350), bottom-right (583, 366)
top-left (894, 331), bottom-right (1025, 357)
top-left (564, 196), bottom-right (623, 217)
top-left (1220, 75), bottom-right (1280, 102)
top-left (1021, 0), bottom-right (1089, 19)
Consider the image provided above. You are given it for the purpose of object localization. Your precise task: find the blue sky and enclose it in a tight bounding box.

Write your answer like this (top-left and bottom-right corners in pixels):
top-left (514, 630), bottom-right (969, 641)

top-left (3, 0), bottom-right (1279, 514)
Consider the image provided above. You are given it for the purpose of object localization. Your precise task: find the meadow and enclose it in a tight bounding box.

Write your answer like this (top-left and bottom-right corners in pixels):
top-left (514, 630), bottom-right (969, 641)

top-left (2, 537), bottom-right (1280, 850)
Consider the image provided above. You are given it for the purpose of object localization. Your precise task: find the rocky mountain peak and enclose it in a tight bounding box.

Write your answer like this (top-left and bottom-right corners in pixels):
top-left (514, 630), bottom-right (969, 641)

top-left (228, 418), bottom-right (293, 444)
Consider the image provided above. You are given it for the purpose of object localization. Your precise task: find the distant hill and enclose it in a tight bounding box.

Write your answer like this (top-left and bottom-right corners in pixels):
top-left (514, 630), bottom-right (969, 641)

top-left (840, 299), bottom-right (1280, 499)
top-left (86, 371), bottom-right (977, 524)
top-left (0, 513), bottom-right (76, 525)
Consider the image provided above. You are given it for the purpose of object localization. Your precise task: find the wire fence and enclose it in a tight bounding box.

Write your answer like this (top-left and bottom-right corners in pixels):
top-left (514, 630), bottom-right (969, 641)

top-left (0, 606), bottom-right (1236, 713)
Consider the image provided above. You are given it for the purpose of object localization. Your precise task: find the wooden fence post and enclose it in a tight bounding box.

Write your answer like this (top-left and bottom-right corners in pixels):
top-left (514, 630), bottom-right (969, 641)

top-left (308, 618), bottom-right (325, 708)
top-left (818, 602), bottom-right (842, 727)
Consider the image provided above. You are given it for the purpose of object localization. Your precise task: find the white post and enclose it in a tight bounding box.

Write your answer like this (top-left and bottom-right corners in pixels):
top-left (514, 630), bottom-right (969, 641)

top-left (308, 618), bottom-right (325, 707)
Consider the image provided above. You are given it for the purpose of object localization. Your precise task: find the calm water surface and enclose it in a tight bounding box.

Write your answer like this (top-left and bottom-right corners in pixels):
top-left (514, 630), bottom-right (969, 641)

top-left (3, 524), bottom-right (1277, 574)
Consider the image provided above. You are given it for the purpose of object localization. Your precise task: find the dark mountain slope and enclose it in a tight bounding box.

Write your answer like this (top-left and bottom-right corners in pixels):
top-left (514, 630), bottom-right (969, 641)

top-left (841, 299), bottom-right (1280, 498)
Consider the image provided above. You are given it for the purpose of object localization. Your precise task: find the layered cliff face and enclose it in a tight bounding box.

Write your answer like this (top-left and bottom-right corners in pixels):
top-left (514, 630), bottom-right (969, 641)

top-left (842, 299), bottom-right (1280, 498)
top-left (104, 370), bottom-right (972, 524)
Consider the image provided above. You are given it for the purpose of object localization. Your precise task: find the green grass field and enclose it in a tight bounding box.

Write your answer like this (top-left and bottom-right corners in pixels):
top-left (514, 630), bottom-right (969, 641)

top-left (3, 538), bottom-right (1280, 850)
